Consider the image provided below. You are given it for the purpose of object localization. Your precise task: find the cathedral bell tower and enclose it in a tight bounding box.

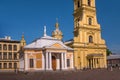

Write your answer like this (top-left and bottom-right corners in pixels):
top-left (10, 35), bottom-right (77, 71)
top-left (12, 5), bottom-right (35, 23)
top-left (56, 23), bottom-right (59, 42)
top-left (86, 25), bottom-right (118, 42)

top-left (73, 0), bottom-right (107, 69)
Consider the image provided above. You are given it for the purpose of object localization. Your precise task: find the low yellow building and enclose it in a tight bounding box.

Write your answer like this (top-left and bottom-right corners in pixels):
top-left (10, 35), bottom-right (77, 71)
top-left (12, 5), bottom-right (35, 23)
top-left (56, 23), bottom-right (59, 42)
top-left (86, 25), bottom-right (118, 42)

top-left (23, 26), bottom-right (74, 71)
top-left (0, 36), bottom-right (20, 71)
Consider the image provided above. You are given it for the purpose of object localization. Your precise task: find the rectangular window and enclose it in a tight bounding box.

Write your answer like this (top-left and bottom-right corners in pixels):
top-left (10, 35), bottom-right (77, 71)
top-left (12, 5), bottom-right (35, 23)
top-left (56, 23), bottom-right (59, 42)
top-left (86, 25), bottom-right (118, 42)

top-left (14, 53), bottom-right (17, 60)
top-left (0, 44), bottom-right (2, 50)
top-left (14, 45), bottom-right (17, 51)
top-left (14, 63), bottom-right (17, 69)
top-left (9, 52), bottom-right (12, 59)
top-left (8, 45), bottom-right (12, 51)
top-left (3, 52), bottom-right (7, 60)
top-left (9, 63), bottom-right (12, 68)
top-left (3, 44), bottom-right (7, 50)
top-left (29, 59), bottom-right (34, 68)
top-left (0, 52), bottom-right (2, 59)
top-left (0, 63), bottom-right (2, 69)
top-left (4, 63), bottom-right (7, 69)
top-left (67, 59), bottom-right (70, 67)
top-left (77, 1), bottom-right (80, 8)
top-left (88, 0), bottom-right (91, 6)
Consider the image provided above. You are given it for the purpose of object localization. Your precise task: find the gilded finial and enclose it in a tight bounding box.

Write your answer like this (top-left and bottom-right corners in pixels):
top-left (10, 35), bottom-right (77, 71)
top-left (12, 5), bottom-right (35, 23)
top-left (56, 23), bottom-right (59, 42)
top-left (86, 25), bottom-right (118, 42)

top-left (55, 18), bottom-right (59, 29)
top-left (20, 32), bottom-right (26, 47)
top-left (22, 32), bottom-right (24, 40)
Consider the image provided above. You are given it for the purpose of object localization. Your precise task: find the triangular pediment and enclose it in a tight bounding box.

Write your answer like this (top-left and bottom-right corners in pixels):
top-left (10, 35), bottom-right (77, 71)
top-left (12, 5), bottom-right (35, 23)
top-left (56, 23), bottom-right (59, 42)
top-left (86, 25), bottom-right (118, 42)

top-left (50, 43), bottom-right (64, 48)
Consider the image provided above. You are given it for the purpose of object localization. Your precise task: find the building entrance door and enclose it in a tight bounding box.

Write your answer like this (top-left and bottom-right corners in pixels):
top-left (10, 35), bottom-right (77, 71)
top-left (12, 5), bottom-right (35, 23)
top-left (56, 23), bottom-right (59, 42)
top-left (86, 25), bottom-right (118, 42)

top-left (88, 59), bottom-right (93, 69)
top-left (52, 56), bottom-right (56, 71)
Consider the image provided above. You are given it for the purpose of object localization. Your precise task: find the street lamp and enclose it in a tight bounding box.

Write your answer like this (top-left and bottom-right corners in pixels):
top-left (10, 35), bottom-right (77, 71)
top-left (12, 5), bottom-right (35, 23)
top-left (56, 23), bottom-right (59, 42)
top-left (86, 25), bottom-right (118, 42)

top-left (78, 56), bottom-right (81, 70)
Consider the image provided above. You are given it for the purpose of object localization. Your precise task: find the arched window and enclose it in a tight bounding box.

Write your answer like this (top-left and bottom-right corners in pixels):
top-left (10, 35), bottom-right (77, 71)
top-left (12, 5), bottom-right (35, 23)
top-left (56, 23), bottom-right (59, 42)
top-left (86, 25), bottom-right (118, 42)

top-left (88, 18), bottom-right (92, 25)
top-left (3, 44), bottom-right (7, 50)
top-left (89, 36), bottom-right (93, 43)
top-left (77, 1), bottom-right (80, 8)
top-left (8, 45), bottom-right (12, 51)
top-left (14, 45), bottom-right (17, 51)
top-left (88, 0), bottom-right (91, 6)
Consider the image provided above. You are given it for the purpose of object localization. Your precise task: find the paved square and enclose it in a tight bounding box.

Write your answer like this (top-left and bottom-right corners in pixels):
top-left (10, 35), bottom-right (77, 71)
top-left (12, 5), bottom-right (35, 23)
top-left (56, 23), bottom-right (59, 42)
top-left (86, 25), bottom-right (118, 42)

top-left (0, 69), bottom-right (120, 80)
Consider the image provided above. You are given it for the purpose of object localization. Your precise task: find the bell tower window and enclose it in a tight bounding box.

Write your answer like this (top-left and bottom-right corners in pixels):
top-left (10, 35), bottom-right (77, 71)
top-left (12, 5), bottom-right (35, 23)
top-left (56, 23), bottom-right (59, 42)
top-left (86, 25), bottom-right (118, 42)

top-left (88, 18), bottom-right (92, 25)
top-left (89, 36), bottom-right (93, 43)
top-left (77, 1), bottom-right (80, 8)
top-left (88, 0), bottom-right (91, 6)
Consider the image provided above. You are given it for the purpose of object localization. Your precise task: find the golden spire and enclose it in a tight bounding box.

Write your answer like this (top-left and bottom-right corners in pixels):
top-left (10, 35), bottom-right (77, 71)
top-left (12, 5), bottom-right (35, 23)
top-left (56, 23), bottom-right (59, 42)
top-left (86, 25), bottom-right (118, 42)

top-left (22, 33), bottom-right (25, 40)
top-left (20, 33), bottom-right (26, 47)
top-left (55, 18), bottom-right (59, 29)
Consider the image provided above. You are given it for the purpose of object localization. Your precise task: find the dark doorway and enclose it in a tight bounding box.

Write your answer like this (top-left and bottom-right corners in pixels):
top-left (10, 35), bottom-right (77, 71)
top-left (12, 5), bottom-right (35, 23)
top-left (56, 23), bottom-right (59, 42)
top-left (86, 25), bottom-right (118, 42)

top-left (52, 56), bottom-right (57, 71)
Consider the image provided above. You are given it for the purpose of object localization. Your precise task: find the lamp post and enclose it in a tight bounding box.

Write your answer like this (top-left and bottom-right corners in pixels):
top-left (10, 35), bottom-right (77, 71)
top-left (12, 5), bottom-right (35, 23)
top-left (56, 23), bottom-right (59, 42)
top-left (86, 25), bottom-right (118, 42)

top-left (78, 56), bottom-right (81, 70)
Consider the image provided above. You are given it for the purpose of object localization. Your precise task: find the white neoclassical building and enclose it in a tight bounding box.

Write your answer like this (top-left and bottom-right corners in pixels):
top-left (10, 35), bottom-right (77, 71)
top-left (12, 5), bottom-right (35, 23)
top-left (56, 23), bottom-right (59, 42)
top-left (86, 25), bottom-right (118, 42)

top-left (23, 26), bottom-right (74, 71)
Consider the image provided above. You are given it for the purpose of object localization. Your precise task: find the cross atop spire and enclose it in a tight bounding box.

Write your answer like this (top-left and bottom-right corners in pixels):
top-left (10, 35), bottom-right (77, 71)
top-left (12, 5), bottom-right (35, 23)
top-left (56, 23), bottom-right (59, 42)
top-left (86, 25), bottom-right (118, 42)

top-left (44, 26), bottom-right (47, 37)
top-left (56, 18), bottom-right (58, 23)
top-left (22, 32), bottom-right (24, 39)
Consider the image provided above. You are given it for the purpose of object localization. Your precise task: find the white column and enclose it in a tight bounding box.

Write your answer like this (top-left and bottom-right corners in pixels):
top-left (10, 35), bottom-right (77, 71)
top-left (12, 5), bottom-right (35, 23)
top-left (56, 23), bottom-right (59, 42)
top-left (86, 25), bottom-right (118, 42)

top-left (61, 53), bottom-right (64, 70)
top-left (46, 52), bottom-right (48, 70)
top-left (49, 52), bottom-right (52, 70)
top-left (42, 53), bottom-right (45, 70)
top-left (34, 58), bottom-right (36, 69)
top-left (71, 54), bottom-right (74, 69)
top-left (64, 53), bottom-right (67, 69)
top-left (24, 53), bottom-right (28, 71)
top-left (56, 55), bottom-right (60, 70)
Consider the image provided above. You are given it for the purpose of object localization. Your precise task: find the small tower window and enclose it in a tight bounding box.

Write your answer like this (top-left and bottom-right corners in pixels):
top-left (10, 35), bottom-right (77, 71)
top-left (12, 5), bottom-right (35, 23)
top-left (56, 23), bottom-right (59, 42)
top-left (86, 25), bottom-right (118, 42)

top-left (88, 0), bottom-right (91, 6)
top-left (77, 1), bottom-right (80, 8)
top-left (88, 18), bottom-right (92, 25)
top-left (89, 36), bottom-right (93, 43)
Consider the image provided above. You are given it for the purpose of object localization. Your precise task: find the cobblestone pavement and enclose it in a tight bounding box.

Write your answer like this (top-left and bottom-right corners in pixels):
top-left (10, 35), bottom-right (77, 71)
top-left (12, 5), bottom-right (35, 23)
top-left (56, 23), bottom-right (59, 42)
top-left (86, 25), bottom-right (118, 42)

top-left (0, 68), bottom-right (120, 80)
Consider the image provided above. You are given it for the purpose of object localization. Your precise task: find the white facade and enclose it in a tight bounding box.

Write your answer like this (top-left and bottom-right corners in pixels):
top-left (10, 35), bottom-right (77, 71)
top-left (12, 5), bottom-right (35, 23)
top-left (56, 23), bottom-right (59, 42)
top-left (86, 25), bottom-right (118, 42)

top-left (23, 27), bottom-right (74, 71)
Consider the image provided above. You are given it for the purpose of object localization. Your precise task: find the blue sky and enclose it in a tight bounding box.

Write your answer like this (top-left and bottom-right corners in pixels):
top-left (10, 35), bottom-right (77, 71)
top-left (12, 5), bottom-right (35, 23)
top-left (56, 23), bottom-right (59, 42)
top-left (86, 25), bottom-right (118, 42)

top-left (0, 0), bottom-right (120, 53)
